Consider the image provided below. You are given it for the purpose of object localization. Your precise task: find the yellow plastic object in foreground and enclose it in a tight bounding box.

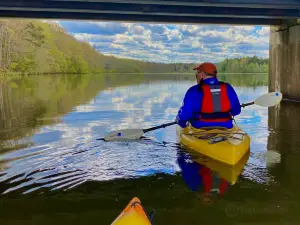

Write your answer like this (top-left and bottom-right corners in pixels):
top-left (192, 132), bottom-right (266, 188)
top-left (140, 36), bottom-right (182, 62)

top-left (111, 197), bottom-right (152, 225)
top-left (176, 124), bottom-right (251, 165)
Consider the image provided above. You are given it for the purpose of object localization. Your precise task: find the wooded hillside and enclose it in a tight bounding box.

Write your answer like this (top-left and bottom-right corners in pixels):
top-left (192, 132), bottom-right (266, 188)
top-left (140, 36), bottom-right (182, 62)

top-left (0, 19), bottom-right (268, 74)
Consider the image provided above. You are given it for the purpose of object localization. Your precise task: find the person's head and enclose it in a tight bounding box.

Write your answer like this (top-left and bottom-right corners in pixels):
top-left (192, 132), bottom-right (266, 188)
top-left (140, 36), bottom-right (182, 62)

top-left (193, 62), bottom-right (217, 84)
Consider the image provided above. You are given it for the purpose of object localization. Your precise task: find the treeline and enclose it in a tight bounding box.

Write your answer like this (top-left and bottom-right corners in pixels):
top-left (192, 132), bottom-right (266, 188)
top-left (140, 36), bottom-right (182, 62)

top-left (0, 19), bottom-right (268, 74)
top-left (216, 56), bottom-right (269, 73)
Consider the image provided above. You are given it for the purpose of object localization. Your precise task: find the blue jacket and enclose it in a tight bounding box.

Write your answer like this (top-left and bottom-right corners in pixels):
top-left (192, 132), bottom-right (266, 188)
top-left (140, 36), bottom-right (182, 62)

top-left (176, 151), bottom-right (203, 192)
top-left (176, 77), bottom-right (241, 129)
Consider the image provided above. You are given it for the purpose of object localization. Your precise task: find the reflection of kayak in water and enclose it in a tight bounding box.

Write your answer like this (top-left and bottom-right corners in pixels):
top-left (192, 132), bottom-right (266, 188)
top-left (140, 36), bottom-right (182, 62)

top-left (177, 148), bottom-right (249, 197)
top-left (110, 153), bottom-right (250, 224)
top-left (190, 149), bottom-right (250, 185)
top-left (111, 197), bottom-right (153, 225)
top-left (176, 124), bottom-right (250, 165)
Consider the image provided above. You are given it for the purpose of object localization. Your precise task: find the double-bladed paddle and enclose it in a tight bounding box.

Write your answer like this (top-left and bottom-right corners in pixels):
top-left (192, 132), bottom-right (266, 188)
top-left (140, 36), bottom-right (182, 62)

top-left (99, 92), bottom-right (282, 141)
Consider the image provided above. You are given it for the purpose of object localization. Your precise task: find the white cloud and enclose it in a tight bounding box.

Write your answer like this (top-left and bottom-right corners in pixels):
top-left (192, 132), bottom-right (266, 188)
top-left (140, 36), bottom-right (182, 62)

top-left (130, 25), bottom-right (146, 35)
top-left (257, 27), bottom-right (270, 36)
top-left (110, 43), bottom-right (127, 51)
top-left (73, 33), bottom-right (116, 43)
top-left (56, 20), bottom-right (270, 63)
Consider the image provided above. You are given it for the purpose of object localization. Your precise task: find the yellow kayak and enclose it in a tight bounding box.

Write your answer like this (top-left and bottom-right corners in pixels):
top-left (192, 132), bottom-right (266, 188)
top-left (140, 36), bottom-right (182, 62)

top-left (111, 197), bottom-right (152, 225)
top-left (176, 124), bottom-right (250, 165)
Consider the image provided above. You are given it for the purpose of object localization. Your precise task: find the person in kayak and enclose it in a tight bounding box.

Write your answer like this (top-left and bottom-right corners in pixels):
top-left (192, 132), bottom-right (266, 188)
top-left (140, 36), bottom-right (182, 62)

top-left (176, 62), bottom-right (241, 129)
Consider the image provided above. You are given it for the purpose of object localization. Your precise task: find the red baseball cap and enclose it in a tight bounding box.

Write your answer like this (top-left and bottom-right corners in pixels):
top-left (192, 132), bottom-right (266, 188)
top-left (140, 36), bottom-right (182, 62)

top-left (193, 62), bottom-right (217, 76)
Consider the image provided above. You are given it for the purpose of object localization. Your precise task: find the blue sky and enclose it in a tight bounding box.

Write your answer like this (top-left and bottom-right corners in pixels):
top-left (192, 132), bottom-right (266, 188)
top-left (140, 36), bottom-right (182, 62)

top-left (55, 20), bottom-right (270, 64)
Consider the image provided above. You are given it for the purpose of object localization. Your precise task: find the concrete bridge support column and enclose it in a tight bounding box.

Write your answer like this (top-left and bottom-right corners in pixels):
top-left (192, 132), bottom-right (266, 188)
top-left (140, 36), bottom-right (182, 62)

top-left (269, 20), bottom-right (300, 100)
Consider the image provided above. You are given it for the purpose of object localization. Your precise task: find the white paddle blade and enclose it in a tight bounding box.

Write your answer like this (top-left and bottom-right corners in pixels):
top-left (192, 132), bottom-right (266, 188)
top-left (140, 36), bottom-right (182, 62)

top-left (104, 129), bottom-right (144, 141)
top-left (254, 92), bottom-right (282, 107)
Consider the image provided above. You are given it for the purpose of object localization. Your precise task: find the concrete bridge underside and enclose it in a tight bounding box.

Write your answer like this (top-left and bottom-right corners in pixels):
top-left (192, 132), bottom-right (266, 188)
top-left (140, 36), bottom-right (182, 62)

top-left (0, 0), bottom-right (300, 99)
top-left (0, 0), bottom-right (300, 24)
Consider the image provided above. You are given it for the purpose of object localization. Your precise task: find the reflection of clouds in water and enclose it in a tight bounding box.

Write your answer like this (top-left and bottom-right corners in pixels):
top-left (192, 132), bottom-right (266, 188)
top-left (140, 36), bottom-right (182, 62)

top-left (1, 81), bottom-right (184, 193)
top-left (74, 82), bottom-right (187, 130)
top-left (0, 81), bottom-right (275, 193)
top-left (164, 107), bottom-right (179, 120)
top-left (143, 92), bottom-right (171, 108)
top-left (75, 83), bottom-right (179, 116)
top-left (112, 97), bottom-right (125, 103)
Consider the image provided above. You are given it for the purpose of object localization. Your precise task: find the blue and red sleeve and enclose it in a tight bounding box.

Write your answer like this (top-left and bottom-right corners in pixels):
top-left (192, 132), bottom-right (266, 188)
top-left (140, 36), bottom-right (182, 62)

top-left (176, 85), bottom-right (201, 128)
top-left (226, 83), bottom-right (241, 116)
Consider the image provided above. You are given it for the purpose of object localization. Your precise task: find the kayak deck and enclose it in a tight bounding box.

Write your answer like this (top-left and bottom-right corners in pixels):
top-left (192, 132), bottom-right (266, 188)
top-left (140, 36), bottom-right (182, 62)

top-left (176, 125), bottom-right (250, 165)
top-left (111, 197), bottom-right (152, 225)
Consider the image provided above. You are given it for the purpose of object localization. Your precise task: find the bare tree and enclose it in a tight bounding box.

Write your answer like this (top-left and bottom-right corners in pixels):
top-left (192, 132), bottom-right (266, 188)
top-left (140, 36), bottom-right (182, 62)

top-left (0, 23), bottom-right (3, 69)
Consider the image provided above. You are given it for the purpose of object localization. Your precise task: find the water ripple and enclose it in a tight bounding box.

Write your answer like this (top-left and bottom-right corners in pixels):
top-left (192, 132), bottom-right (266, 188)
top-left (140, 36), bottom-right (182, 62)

top-left (0, 81), bottom-right (281, 196)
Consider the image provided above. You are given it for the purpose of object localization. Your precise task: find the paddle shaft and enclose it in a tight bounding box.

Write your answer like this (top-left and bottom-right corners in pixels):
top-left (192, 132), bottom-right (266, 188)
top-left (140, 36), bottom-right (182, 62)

top-left (143, 121), bottom-right (177, 133)
top-left (241, 101), bottom-right (254, 108)
top-left (143, 101), bottom-right (254, 133)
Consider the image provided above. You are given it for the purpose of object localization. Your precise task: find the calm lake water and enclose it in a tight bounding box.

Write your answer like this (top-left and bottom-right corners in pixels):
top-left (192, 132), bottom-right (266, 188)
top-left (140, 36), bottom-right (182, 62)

top-left (0, 73), bottom-right (299, 225)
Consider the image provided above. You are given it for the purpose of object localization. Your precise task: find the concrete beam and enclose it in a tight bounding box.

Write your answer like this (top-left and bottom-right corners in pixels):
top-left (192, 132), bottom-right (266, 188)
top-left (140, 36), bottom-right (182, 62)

top-left (0, 0), bottom-right (298, 24)
top-left (48, 0), bottom-right (300, 9)
top-left (0, 10), bottom-right (283, 25)
top-left (0, 2), bottom-right (299, 19)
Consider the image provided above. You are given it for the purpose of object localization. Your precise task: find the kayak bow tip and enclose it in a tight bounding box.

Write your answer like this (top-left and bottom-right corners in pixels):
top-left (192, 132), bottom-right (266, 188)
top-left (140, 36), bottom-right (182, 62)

top-left (111, 197), bottom-right (152, 225)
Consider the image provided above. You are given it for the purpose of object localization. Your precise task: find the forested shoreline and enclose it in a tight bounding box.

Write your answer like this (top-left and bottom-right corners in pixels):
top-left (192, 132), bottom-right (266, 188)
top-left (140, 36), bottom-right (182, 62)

top-left (0, 19), bottom-right (268, 75)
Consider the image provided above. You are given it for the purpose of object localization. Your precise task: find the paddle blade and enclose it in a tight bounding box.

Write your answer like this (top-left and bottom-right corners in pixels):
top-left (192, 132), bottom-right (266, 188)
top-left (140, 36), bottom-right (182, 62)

top-left (254, 92), bottom-right (282, 107)
top-left (104, 129), bottom-right (144, 141)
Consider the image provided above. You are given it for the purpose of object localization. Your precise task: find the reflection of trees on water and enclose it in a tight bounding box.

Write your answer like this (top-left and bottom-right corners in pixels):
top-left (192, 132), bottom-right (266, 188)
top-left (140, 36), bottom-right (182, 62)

top-left (217, 73), bottom-right (268, 87)
top-left (143, 73), bottom-right (268, 87)
top-left (0, 76), bottom-right (89, 142)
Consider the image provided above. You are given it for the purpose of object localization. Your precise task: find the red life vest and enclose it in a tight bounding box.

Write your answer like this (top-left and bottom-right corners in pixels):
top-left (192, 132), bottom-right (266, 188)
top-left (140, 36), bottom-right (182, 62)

top-left (199, 167), bottom-right (228, 196)
top-left (198, 82), bottom-right (232, 122)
